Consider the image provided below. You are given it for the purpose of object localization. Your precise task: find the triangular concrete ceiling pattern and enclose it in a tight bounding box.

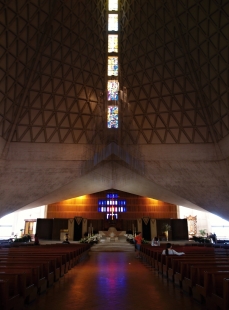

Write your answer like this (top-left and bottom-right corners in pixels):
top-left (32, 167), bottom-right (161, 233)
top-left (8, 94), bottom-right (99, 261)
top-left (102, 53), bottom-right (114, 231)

top-left (120, 0), bottom-right (229, 144)
top-left (0, 0), bottom-right (228, 144)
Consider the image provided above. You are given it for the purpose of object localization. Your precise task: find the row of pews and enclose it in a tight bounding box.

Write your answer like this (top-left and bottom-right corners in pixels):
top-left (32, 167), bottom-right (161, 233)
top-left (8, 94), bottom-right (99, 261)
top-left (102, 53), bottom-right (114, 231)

top-left (0, 243), bottom-right (91, 310)
top-left (140, 244), bottom-right (229, 310)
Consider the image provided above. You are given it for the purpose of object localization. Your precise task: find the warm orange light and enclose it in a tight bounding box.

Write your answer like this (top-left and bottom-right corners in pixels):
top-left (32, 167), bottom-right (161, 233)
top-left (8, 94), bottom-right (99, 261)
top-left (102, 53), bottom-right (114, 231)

top-left (147, 197), bottom-right (159, 203)
top-left (64, 195), bottom-right (88, 204)
top-left (77, 195), bottom-right (86, 199)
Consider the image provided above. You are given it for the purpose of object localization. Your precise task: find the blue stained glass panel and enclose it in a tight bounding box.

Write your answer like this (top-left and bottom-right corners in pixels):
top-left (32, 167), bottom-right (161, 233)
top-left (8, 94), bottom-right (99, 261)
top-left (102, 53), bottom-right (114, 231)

top-left (107, 80), bottom-right (119, 101)
top-left (107, 106), bottom-right (118, 128)
top-left (98, 196), bottom-right (126, 211)
top-left (108, 57), bottom-right (118, 76)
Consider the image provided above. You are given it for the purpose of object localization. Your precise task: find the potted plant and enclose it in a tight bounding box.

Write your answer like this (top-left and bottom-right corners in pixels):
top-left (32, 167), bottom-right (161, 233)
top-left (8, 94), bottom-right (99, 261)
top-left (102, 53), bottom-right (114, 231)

top-left (162, 223), bottom-right (171, 241)
top-left (199, 229), bottom-right (207, 237)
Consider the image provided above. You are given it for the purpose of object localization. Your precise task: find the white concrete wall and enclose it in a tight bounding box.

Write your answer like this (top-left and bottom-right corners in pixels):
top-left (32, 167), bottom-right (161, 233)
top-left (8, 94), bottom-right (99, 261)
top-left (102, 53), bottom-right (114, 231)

top-left (178, 205), bottom-right (229, 239)
top-left (0, 205), bottom-right (46, 239)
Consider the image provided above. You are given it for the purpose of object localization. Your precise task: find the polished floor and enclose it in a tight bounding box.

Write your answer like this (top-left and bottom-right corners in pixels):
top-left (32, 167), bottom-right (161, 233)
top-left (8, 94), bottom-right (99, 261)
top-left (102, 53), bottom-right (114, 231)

top-left (26, 252), bottom-right (206, 310)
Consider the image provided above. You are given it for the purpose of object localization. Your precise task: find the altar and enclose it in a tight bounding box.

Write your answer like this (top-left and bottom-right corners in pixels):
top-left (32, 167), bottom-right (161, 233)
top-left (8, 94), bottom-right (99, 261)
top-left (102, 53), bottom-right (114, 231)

top-left (99, 227), bottom-right (126, 242)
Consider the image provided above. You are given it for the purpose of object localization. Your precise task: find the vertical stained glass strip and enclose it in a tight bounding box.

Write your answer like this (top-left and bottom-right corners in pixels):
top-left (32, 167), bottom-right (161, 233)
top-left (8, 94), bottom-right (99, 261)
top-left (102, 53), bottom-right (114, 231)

top-left (109, 0), bottom-right (118, 11)
top-left (107, 80), bottom-right (119, 101)
top-left (108, 57), bottom-right (118, 76)
top-left (108, 35), bottom-right (118, 53)
top-left (107, 106), bottom-right (118, 128)
top-left (108, 14), bottom-right (118, 31)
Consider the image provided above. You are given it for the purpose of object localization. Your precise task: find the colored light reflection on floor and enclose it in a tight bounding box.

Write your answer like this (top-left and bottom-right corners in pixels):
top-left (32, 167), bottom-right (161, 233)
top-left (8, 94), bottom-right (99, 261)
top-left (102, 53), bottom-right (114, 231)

top-left (26, 252), bottom-right (205, 310)
top-left (96, 253), bottom-right (127, 299)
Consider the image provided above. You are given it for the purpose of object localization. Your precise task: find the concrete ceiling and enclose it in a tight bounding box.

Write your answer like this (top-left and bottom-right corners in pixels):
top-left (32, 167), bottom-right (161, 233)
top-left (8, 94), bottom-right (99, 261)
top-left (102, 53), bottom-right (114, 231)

top-left (0, 1), bottom-right (229, 220)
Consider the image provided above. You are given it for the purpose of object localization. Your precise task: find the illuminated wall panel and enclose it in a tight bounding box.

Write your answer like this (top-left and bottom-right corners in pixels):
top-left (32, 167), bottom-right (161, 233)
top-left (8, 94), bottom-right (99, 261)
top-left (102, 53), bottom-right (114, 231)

top-left (108, 0), bottom-right (118, 11)
top-left (108, 35), bottom-right (118, 53)
top-left (108, 14), bottom-right (118, 31)
top-left (47, 190), bottom-right (178, 220)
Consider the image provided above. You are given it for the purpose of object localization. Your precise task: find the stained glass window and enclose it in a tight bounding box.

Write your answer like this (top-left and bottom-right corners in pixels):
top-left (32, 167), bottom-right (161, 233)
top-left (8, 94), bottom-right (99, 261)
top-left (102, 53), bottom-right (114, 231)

top-left (98, 195), bottom-right (126, 210)
top-left (106, 213), bottom-right (118, 219)
top-left (108, 35), bottom-right (118, 53)
top-left (108, 57), bottom-right (118, 76)
top-left (107, 106), bottom-right (118, 128)
top-left (107, 80), bottom-right (119, 101)
top-left (107, 193), bottom-right (118, 198)
top-left (108, 0), bottom-right (118, 11)
top-left (108, 14), bottom-right (118, 31)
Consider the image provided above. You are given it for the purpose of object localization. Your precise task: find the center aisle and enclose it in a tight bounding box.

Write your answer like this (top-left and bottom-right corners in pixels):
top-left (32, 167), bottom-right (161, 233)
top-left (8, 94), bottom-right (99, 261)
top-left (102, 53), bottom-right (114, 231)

top-left (27, 252), bottom-right (206, 310)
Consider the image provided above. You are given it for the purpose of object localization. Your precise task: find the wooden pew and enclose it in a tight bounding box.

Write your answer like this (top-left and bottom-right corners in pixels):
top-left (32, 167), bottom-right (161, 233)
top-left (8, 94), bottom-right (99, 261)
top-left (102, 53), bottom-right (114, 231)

top-left (0, 259), bottom-right (54, 287)
top-left (0, 265), bottom-right (47, 295)
top-left (182, 265), bottom-right (229, 296)
top-left (149, 246), bottom-right (227, 274)
top-left (0, 243), bottom-right (91, 308)
top-left (174, 258), bottom-right (229, 287)
top-left (0, 254), bottom-right (60, 283)
top-left (169, 256), bottom-right (229, 283)
top-left (140, 245), bottom-right (162, 269)
top-left (0, 243), bottom-right (91, 280)
top-left (211, 277), bottom-right (229, 310)
top-left (139, 245), bottom-right (229, 309)
top-left (192, 270), bottom-right (229, 305)
top-left (0, 250), bottom-right (66, 277)
top-left (163, 253), bottom-right (219, 278)
top-left (0, 275), bottom-right (28, 310)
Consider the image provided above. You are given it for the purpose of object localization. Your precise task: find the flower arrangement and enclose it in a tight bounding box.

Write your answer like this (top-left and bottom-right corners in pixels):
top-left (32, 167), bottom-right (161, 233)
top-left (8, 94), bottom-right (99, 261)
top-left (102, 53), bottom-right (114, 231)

top-left (124, 234), bottom-right (135, 244)
top-left (124, 234), bottom-right (134, 240)
top-left (80, 233), bottom-right (100, 244)
top-left (162, 223), bottom-right (171, 232)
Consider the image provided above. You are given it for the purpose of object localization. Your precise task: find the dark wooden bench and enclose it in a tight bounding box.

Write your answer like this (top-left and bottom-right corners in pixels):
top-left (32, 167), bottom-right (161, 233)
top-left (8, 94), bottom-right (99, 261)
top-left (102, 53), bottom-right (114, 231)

top-left (211, 277), bottom-right (229, 310)
top-left (167, 255), bottom-right (229, 282)
top-left (0, 264), bottom-right (47, 295)
top-left (0, 253), bottom-right (62, 282)
top-left (174, 258), bottom-right (229, 286)
top-left (0, 273), bottom-right (31, 309)
top-left (0, 258), bottom-right (54, 287)
top-left (0, 250), bottom-right (66, 277)
top-left (192, 270), bottom-right (229, 305)
top-left (182, 265), bottom-right (229, 296)
top-left (0, 243), bottom-right (91, 308)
